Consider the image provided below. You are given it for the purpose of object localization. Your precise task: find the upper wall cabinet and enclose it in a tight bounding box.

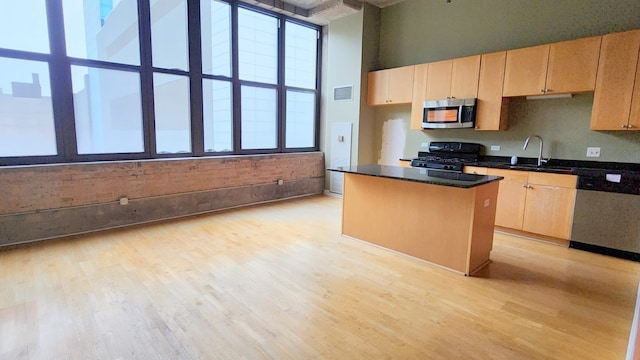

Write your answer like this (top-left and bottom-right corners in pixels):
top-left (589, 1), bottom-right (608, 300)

top-left (546, 36), bottom-right (601, 93)
top-left (425, 55), bottom-right (481, 100)
top-left (503, 36), bottom-right (601, 97)
top-left (410, 63), bottom-right (429, 130)
top-left (410, 55), bottom-right (481, 130)
top-left (503, 44), bottom-right (549, 96)
top-left (591, 29), bottom-right (640, 131)
top-left (367, 65), bottom-right (415, 106)
top-left (476, 51), bottom-right (509, 131)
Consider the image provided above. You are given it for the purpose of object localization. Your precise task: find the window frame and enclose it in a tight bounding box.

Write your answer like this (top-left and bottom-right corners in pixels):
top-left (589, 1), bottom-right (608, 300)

top-left (0, 0), bottom-right (321, 166)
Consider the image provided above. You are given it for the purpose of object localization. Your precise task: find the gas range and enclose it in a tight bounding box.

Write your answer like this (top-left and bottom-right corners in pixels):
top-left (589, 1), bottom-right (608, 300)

top-left (410, 142), bottom-right (482, 172)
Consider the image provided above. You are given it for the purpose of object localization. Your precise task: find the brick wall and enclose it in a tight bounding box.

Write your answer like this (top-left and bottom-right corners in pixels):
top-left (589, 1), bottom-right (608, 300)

top-left (0, 152), bottom-right (325, 246)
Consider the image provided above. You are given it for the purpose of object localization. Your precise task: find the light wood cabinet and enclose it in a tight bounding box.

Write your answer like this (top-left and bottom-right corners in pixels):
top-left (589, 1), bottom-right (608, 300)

top-left (425, 55), bottom-right (481, 100)
top-left (476, 51), bottom-right (509, 131)
top-left (367, 66), bottom-right (415, 106)
top-left (410, 56), bottom-right (480, 130)
top-left (503, 37), bottom-right (601, 97)
top-left (425, 60), bottom-right (453, 100)
top-left (451, 55), bottom-right (482, 99)
top-left (591, 29), bottom-right (640, 131)
top-left (546, 36), bottom-right (601, 94)
top-left (486, 169), bottom-right (577, 240)
top-left (486, 169), bottom-right (528, 230)
top-left (522, 184), bottom-right (577, 239)
top-left (503, 44), bottom-right (549, 97)
top-left (410, 63), bottom-right (428, 130)
top-left (630, 46), bottom-right (640, 130)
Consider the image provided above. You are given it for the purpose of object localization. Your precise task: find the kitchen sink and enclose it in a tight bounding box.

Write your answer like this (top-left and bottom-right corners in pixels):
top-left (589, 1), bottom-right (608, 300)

top-left (506, 164), bottom-right (575, 174)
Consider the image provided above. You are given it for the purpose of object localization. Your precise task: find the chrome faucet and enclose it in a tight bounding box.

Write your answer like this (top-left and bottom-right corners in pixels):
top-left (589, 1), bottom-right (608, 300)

top-left (523, 135), bottom-right (549, 167)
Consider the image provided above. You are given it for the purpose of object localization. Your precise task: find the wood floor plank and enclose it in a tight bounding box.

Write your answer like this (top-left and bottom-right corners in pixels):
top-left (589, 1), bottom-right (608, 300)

top-left (1, 195), bottom-right (639, 359)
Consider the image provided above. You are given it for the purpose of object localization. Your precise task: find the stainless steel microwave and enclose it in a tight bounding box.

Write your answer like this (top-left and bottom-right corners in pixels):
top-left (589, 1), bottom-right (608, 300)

top-left (422, 98), bottom-right (476, 129)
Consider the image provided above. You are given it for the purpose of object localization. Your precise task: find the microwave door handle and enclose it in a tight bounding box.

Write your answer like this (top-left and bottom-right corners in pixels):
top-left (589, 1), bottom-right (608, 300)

top-left (457, 105), bottom-right (463, 123)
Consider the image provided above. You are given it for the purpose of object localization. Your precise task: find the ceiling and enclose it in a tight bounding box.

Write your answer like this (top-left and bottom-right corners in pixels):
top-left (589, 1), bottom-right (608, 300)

top-left (240, 0), bottom-right (407, 25)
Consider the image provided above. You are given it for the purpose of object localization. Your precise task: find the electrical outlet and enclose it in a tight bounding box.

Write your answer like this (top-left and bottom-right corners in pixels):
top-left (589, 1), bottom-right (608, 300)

top-left (421, 142), bottom-right (429, 148)
top-left (490, 145), bottom-right (501, 151)
top-left (586, 147), bottom-right (601, 158)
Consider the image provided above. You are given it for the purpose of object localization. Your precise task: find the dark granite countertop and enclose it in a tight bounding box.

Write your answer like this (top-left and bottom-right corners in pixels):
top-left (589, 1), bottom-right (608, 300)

top-left (469, 156), bottom-right (640, 176)
top-left (468, 157), bottom-right (640, 194)
top-left (328, 164), bottom-right (503, 189)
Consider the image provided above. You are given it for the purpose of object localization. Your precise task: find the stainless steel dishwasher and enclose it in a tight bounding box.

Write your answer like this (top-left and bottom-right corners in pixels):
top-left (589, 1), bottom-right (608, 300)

top-left (570, 170), bottom-right (640, 261)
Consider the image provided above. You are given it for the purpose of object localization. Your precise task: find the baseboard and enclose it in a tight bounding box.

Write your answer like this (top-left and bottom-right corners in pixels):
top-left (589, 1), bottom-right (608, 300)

top-left (494, 227), bottom-right (569, 247)
top-left (323, 190), bottom-right (342, 198)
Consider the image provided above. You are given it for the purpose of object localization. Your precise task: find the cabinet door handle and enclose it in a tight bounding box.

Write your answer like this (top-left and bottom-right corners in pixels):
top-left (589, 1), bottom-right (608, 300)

top-left (628, 124), bottom-right (634, 129)
top-left (540, 89), bottom-right (545, 93)
top-left (621, 124), bottom-right (628, 128)
top-left (521, 184), bottom-right (528, 188)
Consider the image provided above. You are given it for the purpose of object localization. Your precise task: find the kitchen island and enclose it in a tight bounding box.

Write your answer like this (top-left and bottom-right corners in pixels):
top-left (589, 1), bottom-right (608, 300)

top-left (329, 165), bottom-right (503, 275)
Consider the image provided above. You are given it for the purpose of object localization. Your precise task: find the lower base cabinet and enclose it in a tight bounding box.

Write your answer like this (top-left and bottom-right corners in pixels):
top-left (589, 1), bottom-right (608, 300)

top-left (465, 167), bottom-right (577, 240)
top-left (521, 181), bottom-right (577, 239)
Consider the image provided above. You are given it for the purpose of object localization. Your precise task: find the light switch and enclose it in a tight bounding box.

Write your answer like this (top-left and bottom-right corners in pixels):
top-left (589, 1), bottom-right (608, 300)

top-left (338, 135), bottom-right (344, 142)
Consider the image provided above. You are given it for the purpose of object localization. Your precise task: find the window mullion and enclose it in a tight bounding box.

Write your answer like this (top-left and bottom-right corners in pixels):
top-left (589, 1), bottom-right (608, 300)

top-left (138, 0), bottom-right (156, 158)
top-left (46, 0), bottom-right (77, 162)
top-left (277, 17), bottom-right (286, 152)
top-left (188, 0), bottom-right (204, 156)
top-left (231, 1), bottom-right (241, 154)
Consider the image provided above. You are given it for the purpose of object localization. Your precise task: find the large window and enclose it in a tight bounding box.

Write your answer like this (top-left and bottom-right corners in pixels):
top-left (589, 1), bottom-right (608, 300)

top-left (0, 0), bottom-right (320, 166)
top-left (0, 58), bottom-right (56, 157)
top-left (71, 66), bottom-right (144, 154)
top-left (284, 21), bottom-right (318, 149)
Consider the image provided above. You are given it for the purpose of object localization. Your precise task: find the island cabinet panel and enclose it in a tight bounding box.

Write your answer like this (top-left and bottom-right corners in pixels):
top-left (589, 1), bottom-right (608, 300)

top-left (341, 173), bottom-right (498, 275)
top-left (476, 51), bottom-right (509, 131)
top-left (503, 44), bottom-right (550, 97)
top-left (591, 29), bottom-right (640, 130)
top-left (468, 182), bottom-right (501, 273)
top-left (546, 36), bottom-right (601, 94)
top-left (367, 66), bottom-right (415, 106)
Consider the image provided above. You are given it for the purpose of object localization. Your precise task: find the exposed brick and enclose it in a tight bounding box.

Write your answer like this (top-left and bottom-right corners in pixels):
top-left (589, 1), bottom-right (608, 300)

top-left (0, 153), bottom-right (324, 216)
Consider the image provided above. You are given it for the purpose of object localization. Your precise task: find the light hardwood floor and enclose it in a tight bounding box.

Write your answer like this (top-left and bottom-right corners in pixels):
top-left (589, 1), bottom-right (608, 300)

top-left (1, 195), bottom-right (639, 359)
